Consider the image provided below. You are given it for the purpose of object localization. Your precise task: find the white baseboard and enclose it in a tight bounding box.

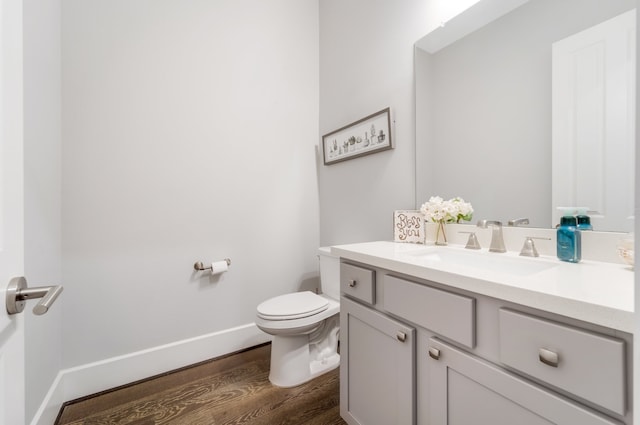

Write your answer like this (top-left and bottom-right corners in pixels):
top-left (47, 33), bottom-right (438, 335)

top-left (31, 323), bottom-right (270, 425)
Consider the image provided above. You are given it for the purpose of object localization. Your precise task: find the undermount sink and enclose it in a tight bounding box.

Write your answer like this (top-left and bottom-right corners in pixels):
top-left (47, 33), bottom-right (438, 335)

top-left (404, 246), bottom-right (559, 277)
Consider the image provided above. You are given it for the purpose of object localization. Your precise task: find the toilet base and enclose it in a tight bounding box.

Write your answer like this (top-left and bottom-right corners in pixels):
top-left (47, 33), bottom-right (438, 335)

top-left (268, 315), bottom-right (340, 388)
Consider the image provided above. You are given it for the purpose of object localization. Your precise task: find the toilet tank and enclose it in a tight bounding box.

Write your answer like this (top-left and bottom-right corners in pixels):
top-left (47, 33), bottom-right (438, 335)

top-left (318, 247), bottom-right (340, 301)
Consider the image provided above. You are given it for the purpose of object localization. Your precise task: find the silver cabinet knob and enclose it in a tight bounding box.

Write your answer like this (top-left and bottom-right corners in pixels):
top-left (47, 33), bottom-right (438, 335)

top-left (348, 279), bottom-right (357, 287)
top-left (396, 331), bottom-right (407, 342)
top-left (539, 348), bottom-right (559, 368)
top-left (6, 277), bottom-right (63, 316)
top-left (428, 347), bottom-right (441, 360)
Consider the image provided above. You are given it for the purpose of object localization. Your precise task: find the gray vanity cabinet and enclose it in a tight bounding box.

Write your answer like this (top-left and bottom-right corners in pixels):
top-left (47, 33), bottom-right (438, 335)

top-left (340, 296), bottom-right (416, 425)
top-left (427, 337), bottom-right (621, 425)
top-left (338, 260), bottom-right (630, 425)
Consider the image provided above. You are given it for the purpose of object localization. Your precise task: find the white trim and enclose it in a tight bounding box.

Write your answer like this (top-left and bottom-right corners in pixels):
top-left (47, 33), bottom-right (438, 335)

top-left (30, 323), bottom-right (269, 425)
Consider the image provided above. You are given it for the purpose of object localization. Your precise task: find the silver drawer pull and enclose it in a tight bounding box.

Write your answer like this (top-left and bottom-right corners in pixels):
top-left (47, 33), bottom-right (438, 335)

top-left (539, 348), bottom-right (559, 368)
top-left (348, 279), bottom-right (357, 287)
top-left (396, 331), bottom-right (407, 342)
top-left (428, 347), bottom-right (441, 360)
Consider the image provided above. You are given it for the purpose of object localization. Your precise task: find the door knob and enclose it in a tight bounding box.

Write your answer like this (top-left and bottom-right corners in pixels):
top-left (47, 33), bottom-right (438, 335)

top-left (6, 277), bottom-right (63, 315)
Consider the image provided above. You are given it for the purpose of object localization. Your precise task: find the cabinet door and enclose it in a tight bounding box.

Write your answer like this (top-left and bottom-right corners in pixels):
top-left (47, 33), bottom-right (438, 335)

top-left (340, 296), bottom-right (415, 425)
top-left (428, 337), bottom-right (621, 425)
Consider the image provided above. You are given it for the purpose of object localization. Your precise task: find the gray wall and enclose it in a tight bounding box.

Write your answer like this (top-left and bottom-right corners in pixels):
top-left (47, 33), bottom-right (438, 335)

top-left (24, 0), bottom-right (63, 421)
top-left (61, 0), bottom-right (320, 368)
top-left (318, 0), bottom-right (431, 246)
top-left (416, 0), bottom-right (635, 227)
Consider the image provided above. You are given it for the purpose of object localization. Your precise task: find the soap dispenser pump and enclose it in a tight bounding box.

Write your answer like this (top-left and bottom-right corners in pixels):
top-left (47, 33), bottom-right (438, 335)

top-left (557, 216), bottom-right (581, 263)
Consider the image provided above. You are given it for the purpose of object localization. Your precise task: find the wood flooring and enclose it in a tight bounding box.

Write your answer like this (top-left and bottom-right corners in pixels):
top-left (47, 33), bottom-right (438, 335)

top-left (56, 343), bottom-right (346, 425)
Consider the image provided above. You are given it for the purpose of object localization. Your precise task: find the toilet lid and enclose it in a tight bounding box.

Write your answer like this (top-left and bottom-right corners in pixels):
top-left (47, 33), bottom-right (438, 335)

top-left (257, 291), bottom-right (329, 320)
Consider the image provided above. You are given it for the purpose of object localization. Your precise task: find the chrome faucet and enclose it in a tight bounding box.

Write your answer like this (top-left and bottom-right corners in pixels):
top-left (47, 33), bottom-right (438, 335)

top-left (477, 220), bottom-right (506, 253)
top-left (508, 217), bottom-right (530, 227)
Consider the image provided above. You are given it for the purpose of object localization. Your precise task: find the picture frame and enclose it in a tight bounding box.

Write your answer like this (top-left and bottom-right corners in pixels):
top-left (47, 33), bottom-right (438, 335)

top-left (322, 107), bottom-right (392, 165)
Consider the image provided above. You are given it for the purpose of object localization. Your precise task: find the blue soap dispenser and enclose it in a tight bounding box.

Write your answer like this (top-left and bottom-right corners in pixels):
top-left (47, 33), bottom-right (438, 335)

top-left (576, 215), bottom-right (592, 230)
top-left (575, 207), bottom-right (593, 231)
top-left (557, 216), bottom-right (581, 263)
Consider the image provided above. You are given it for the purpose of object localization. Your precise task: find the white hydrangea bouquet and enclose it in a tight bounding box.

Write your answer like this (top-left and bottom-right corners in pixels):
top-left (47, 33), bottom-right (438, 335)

top-left (420, 196), bottom-right (474, 223)
top-left (419, 196), bottom-right (473, 245)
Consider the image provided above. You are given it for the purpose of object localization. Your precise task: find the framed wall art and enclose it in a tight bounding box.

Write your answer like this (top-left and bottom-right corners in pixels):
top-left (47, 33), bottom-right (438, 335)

top-left (322, 107), bottom-right (392, 165)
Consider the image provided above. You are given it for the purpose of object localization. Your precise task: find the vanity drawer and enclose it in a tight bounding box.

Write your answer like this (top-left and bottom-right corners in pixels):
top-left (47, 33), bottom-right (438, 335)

top-left (340, 263), bottom-right (375, 305)
top-left (498, 308), bottom-right (625, 415)
top-left (383, 275), bottom-right (475, 348)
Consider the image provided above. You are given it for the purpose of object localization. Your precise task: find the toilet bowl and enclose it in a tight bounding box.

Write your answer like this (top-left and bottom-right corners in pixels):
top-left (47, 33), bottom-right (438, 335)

top-left (255, 248), bottom-right (340, 387)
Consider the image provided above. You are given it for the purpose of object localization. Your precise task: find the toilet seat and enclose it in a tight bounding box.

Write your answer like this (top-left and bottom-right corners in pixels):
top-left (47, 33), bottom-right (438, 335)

top-left (257, 291), bottom-right (329, 321)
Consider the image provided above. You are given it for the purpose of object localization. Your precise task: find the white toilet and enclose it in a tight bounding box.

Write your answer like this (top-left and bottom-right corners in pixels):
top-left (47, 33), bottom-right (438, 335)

top-left (255, 247), bottom-right (340, 387)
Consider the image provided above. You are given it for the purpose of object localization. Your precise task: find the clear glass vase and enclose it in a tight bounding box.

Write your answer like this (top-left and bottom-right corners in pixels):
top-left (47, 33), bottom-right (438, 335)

top-left (435, 221), bottom-right (448, 246)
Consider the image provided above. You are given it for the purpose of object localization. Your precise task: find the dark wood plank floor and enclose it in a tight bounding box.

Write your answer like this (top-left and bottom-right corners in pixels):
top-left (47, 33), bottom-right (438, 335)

top-left (56, 343), bottom-right (346, 425)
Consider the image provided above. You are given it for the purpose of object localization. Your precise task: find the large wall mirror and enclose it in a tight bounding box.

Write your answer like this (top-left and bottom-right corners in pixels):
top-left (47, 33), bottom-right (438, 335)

top-left (415, 0), bottom-right (636, 232)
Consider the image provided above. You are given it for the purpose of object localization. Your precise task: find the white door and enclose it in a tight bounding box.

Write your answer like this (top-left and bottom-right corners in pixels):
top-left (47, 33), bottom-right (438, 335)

top-left (552, 9), bottom-right (636, 232)
top-left (0, 0), bottom-right (25, 424)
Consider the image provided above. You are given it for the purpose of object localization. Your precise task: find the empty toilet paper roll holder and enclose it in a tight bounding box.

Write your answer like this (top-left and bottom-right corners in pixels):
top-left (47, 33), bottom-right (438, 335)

top-left (194, 258), bottom-right (231, 272)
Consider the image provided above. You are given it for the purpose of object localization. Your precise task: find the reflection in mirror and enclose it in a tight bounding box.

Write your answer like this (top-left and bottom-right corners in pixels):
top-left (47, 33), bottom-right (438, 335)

top-left (552, 9), bottom-right (635, 231)
top-left (415, 0), bottom-right (636, 232)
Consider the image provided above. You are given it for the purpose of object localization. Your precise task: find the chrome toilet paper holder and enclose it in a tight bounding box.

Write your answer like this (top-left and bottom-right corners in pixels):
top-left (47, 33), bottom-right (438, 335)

top-left (194, 258), bottom-right (231, 272)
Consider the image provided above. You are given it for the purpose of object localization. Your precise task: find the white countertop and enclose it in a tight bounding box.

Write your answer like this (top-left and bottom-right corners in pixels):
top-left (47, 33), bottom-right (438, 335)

top-left (331, 241), bottom-right (635, 333)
